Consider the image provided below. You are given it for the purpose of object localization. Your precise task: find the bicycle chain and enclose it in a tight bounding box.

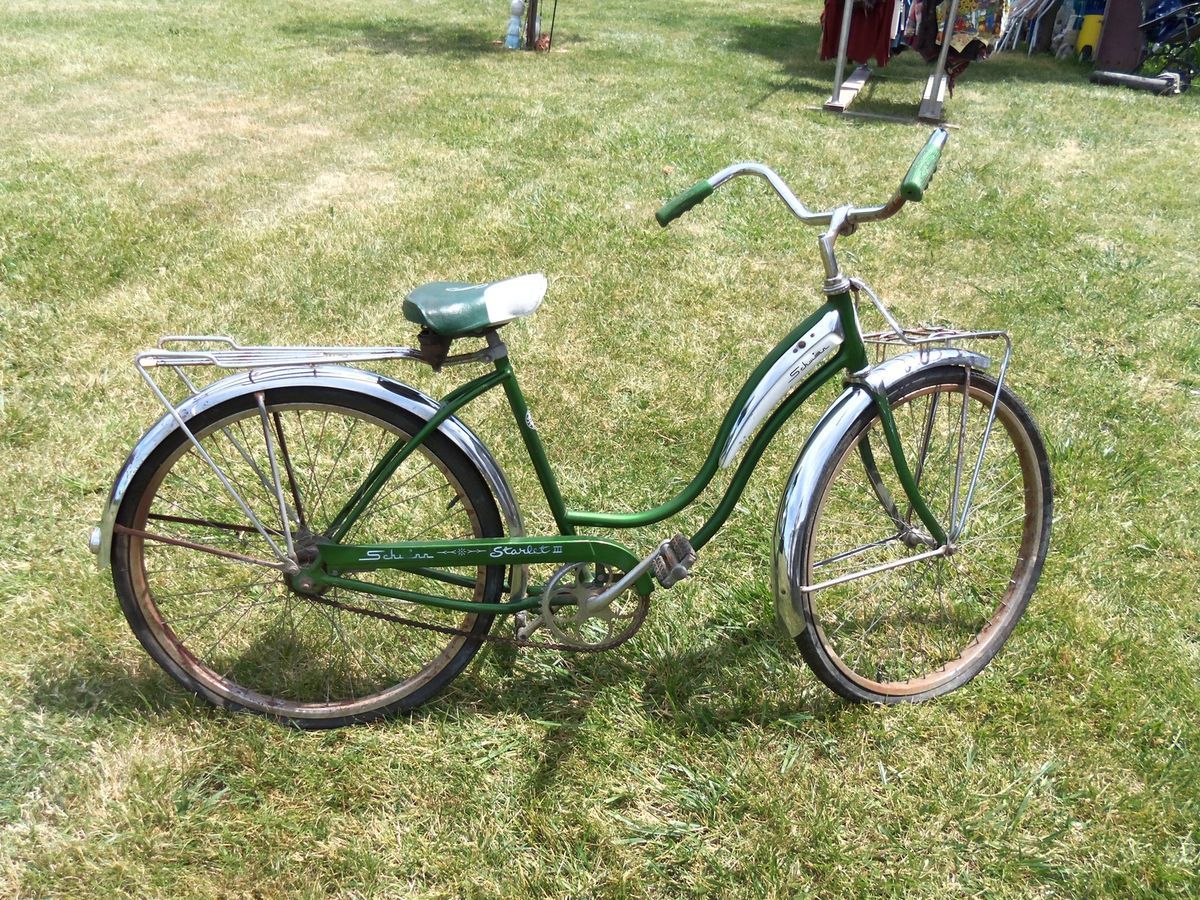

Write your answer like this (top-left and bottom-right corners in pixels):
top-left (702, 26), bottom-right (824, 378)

top-left (302, 589), bottom-right (649, 654)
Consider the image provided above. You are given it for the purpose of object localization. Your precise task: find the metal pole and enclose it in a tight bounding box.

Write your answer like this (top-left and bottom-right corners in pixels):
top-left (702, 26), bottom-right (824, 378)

top-left (930, 0), bottom-right (961, 97)
top-left (918, 0), bottom-right (961, 121)
top-left (830, 0), bottom-right (856, 100)
top-left (547, 0), bottom-right (559, 50)
top-left (525, 0), bottom-right (540, 48)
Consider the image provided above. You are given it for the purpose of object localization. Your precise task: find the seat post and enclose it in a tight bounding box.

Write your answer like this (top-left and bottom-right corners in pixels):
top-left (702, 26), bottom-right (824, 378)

top-left (486, 329), bottom-right (509, 359)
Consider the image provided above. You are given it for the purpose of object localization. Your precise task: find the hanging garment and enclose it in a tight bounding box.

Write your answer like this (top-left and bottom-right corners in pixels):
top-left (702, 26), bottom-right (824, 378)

top-left (906, 0), bottom-right (942, 59)
top-left (947, 0), bottom-right (1007, 50)
top-left (820, 0), bottom-right (901, 67)
top-left (905, 0), bottom-right (1006, 93)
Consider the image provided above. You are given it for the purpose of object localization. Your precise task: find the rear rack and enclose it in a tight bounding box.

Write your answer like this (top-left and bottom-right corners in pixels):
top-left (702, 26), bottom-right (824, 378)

top-left (138, 337), bottom-right (423, 369)
top-left (135, 333), bottom-right (503, 424)
top-left (133, 334), bottom-right (513, 371)
top-left (129, 334), bottom-right (503, 569)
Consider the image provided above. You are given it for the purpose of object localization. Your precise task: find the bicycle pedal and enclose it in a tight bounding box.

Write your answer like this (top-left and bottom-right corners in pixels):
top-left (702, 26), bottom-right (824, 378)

top-left (653, 533), bottom-right (697, 588)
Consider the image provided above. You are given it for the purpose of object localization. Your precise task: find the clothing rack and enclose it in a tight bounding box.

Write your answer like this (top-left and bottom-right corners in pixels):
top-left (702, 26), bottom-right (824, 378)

top-left (824, 0), bottom-right (963, 123)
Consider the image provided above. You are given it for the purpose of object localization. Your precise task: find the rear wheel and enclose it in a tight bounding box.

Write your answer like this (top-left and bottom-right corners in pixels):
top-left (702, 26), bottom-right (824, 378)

top-left (794, 367), bottom-right (1052, 703)
top-left (112, 387), bottom-right (504, 727)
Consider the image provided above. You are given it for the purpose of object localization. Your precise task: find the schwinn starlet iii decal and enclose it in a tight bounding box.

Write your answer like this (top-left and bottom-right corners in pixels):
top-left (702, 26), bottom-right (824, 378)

top-left (356, 544), bottom-right (565, 563)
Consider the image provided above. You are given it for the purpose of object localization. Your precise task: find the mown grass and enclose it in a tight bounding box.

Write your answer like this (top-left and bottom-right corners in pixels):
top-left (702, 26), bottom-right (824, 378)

top-left (1, 0), bottom-right (1198, 895)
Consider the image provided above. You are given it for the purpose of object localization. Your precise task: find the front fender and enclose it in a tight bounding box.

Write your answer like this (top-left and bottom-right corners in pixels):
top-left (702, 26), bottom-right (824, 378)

top-left (771, 348), bottom-right (990, 639)
top-left (92, 365), bottom-right (527, 598)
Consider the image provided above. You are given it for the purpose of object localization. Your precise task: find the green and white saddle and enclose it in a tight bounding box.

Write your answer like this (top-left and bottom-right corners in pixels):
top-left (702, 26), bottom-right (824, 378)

top-left (403, 273), bottom-right (548, 337)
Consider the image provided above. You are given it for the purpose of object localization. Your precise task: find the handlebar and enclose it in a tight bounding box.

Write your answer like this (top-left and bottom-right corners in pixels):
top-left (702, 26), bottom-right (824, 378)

top-left (654, 180), bottom-right (714, 227)
top-left (899, 128), bottom-right (947, 202)
top-left (655, 127), bottom-right (949, 229)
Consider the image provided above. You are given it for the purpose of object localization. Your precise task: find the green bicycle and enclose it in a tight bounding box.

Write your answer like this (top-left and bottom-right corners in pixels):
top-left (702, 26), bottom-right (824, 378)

top-left (89, 129), bottom-right (1053, 728)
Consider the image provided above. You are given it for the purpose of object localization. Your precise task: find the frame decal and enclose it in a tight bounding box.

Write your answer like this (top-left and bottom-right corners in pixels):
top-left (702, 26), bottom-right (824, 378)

top-left (719, 309), bottom-right (844, 468)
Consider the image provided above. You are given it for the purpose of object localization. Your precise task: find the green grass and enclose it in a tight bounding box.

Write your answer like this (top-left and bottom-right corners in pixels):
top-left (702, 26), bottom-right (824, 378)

top-left (2, 0), bottom-right (1199, 894)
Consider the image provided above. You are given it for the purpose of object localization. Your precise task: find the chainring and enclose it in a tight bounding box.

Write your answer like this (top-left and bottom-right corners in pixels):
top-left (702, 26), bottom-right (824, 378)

top-left (530, 561), bottom-right (648, 650)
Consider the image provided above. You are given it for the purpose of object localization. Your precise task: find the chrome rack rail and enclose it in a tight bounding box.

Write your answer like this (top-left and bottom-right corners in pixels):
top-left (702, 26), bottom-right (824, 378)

top-left (135, 334), bottom-right (503, 457)
top-left (136, 334), bottom-right (504, 371)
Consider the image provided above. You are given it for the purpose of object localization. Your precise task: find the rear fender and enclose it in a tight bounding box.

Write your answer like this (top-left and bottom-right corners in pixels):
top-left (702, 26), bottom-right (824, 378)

top-left (92, 365), bottom-right (528, 599)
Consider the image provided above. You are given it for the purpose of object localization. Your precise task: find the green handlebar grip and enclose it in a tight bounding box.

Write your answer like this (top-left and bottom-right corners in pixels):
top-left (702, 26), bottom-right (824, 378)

top-left (899, 128), bottom-right (949, 202)
top-left (655, 179), bottom-right (714, 227)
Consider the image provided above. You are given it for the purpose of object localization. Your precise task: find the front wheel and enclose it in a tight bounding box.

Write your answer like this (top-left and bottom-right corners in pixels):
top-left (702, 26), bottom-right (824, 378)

top-left (793, 367), bottom-right (1052, 703)
top-left (111, 386), bottom-right (505, 727)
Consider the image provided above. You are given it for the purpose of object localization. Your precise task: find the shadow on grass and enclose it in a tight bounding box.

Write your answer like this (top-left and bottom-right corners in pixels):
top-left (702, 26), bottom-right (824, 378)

top-left (463, 613), bottom-right (850, 788)
top-left (27, 613), bottom-right (848, 779)
top-left (637, 619), bottom-right (849, 731)
top-left (465, 647), bottom-right (644, 790)
top-left (727, 16), bottom-right (1087, 109)
top-left (279, 17), bottom-right (504, 57)
top-left (727, 19), bottom-right (833, 102)
top-left (960, 51), bottom-right (1090, 86)
top-left (24, 651), bottom-right (204, 721)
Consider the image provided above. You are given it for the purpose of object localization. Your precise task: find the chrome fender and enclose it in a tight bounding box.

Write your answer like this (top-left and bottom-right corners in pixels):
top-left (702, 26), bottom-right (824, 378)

top-left (93, 365), bottom-right (527, 599)
top-left (772, 348), bottom-right (990, 639)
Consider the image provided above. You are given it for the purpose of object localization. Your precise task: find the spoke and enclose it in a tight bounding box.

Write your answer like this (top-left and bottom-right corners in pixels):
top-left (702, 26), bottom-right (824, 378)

top-left (147, 512), bottom-right (264, 535)
top-left (209, 427), bottom-right (274, 519)
top-left (359, 481), bottom-right (454, 533)
top-left (345, 460), bottom-right (436, 537)
top-left (182, 429), bottom-right (288, 560)
top-left (155, 579), bottom-right (277, 606)
top-left (200, 585), bottom-right (279, 662)
top-left (316, 415), bottom-right (361, 522)
top-left (273, 410), bottom-right (308, 532)
top-left (955, 473), bottom-right (1021, 523)
top-left (949, 370), bottom-right (971, 533)
top-left (326, 605), bottom-right (359, 702)
top-left (301, 409), bottom-right (332, 528)
top-left (116, 524), bottom-right (287, 571)
top-left (813, 533), bottom-right (903, 570)
top-left (166, 588), bottom-right (280, 645)
top-left (141, 559), bottom-right (251, 576)
top-left (958, 510), bottom-right (1026, 543)
top-left (151, 488), bottom-right (282, 547)
top-left (226, 416), bottom-right (280, 503)
top-left (256, 392), bottom-right (296, 560)
top-left (906, 389), bottom-right (942, 524)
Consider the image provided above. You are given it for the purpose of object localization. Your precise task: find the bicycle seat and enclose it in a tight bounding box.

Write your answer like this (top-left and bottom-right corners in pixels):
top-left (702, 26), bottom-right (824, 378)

top-left (403, 273), bottom-right (547, 337)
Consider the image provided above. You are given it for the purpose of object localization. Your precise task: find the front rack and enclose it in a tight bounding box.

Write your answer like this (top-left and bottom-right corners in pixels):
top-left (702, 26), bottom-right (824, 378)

top-left (851, 278), bottom-right (1014, 548)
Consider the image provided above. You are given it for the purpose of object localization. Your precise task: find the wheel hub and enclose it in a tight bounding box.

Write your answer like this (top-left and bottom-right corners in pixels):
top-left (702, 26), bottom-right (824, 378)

top-left (285, 534), bottom-right (330, 597)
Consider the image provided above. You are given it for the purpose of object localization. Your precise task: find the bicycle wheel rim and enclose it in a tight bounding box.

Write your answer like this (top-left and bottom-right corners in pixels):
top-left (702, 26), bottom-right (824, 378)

top-left (118, 392), bottom-right (499, 722)
top-left (801, 373), bottom-right (1049, 698)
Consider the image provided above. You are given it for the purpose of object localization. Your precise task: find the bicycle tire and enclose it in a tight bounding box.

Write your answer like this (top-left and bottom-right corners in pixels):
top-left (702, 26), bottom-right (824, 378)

top-left (793, 366), bottom-right (1052, 703)
top-left (112, 386), bottom-right (504, 727)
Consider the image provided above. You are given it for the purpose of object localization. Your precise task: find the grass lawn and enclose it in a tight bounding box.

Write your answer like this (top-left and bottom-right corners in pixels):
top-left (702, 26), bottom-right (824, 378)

top-left (2, 0), bottom-right (1199, 894)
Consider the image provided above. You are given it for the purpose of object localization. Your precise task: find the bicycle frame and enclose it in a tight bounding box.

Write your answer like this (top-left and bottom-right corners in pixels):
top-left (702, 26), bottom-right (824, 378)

top-left (93, 129), bottom-right (971, 620)
top-left (299, 287), bottom-right (949, 613)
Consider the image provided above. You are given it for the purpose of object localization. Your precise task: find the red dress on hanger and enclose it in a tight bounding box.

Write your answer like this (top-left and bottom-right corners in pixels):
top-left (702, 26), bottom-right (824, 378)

top-left (819, 0), bottom-right (899, 68)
